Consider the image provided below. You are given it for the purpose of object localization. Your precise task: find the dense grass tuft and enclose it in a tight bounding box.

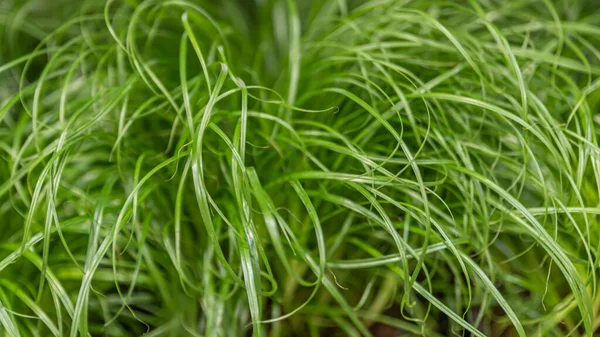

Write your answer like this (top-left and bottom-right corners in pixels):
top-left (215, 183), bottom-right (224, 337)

top-left (1, 0), bottom-right (600, 336)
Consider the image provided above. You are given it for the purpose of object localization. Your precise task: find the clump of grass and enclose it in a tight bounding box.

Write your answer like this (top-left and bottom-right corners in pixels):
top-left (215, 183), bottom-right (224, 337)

top-left (1, 0), bottom-right (600, 336)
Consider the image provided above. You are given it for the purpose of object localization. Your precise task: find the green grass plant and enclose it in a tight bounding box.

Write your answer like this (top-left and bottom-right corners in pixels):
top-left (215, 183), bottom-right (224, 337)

top-left (1, 0), bottom-right (600, 336)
